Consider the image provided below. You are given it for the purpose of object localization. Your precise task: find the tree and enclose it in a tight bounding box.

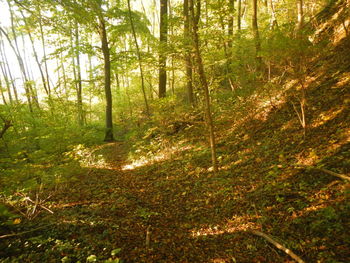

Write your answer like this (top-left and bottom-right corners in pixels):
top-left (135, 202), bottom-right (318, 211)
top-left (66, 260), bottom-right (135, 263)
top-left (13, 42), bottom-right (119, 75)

top-left (158, 0), bottom-right (168, 98)
top-left (52, 0), bottom-right (115, 141)
top-left (296, 0), bottom-right (304, 31)
top-left (127, 0), bottom-right (150, 116)
top-left (184, 0), bottom-right (194, 105)
top-left (189, 0), bottom-right (218, 173)
top-left (252, 0), bottom-right (262, 70)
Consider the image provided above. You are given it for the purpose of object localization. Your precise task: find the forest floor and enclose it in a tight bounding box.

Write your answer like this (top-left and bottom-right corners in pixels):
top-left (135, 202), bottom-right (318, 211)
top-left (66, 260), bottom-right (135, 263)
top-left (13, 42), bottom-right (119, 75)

top-left (1, 63), bottom-right (350, 262)
top-left (2, 95), bottom-right (350, 263)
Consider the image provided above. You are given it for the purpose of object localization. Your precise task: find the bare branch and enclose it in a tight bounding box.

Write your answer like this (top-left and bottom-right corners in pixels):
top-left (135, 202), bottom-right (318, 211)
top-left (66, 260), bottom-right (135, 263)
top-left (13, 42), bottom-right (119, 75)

top-left (249, 230), bottom-right (305, 263)
top-left (293, 164), bottom-right (350, 181)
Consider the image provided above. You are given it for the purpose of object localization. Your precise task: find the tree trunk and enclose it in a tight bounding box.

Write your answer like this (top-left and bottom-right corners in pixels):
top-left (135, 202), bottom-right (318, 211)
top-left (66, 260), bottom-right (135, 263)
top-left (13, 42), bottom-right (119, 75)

top-left (99, 17), bottom-right (114, 142)
top-left (0, 50), bottom-right (13, 104)
top-left (252, 0), bottom-right (262, 70)
top-left (0, 79), bottom-right (8, 105)
top-left (296, 0), bottom-right (304, 32)
top-left (184, 0), bottom-right (195, 105)
top-left (38, 9), bottom-right (51, 96)
top-left (269, 0), bottom-right (278, 29)
top-left (228, 0), bottom-right (234, 49)
top-left (237, 0), bottom-right (242, 31)
top-left (0, 37), bottom-right (18, 102)
top-left (0, 26), bottom-right (34, 112)
top-left (127, 0), bottom-right (150, 116)
top-left (74, 23), bottom-right (84, 126)
top-left (158, 0), bottom-right (168, 98)
top-left (21, 11), bottom-right (50, 97)
top-left (190, 0), bottom-right (218, 173)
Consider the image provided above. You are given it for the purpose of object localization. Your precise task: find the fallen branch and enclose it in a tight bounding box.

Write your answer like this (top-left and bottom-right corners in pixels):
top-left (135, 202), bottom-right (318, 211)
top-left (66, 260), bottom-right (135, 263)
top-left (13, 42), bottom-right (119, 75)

top-left (0, 224), bottom-right (54, 239)
top-left (293, 164), bottom-right (350, 181)
top-left (250, 230), bottom-right (305, 263)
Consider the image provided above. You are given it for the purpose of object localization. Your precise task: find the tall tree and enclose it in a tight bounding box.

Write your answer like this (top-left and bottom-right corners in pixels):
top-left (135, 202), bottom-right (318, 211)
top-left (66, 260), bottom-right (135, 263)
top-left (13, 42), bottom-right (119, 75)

top-left (189, 0), bottom-right (218, 173)
top-left (74, 22), bottom-right (84, 126)
top-left (237, 0), bottom-right (242, 31)
top-left (127, 0), bottom-right (150, 116)
top-left (158, 0), bottom-right (168, 98)
top-left (252, 0), bottom-right (262, 70)
top-left (20, 10), bottom-right (51, 97)
top-left (184, 0), bottom-right (194, 105)
top-left (99, 15), bottom-right (114, 141)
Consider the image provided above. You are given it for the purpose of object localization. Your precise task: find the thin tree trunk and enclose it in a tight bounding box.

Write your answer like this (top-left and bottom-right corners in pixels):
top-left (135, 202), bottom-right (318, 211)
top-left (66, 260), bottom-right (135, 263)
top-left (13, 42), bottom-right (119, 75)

top-left (169, 0), bottom-right (176, 96)
top-left (158, 0), bottom-right (168, 98)
top-left (269, 0), bottom-right (278, 29)
top-left (297, 0), bottom-right (304, 31)
top-left (127, 0), bottom-right (150, 116)
top-left (190, 0), bottom-right (218, 173)
top-left (38, 9), bottom-right (51, 96)
top-left (59, 41), bottom-right (68, 99)
top-left (0, 79), bottom-right (8, 105)
top-left (228, 0), bottom-right (234, 49)
top-left (99, 17), bottom-right (114, 142)
top-left (74, 23), bottom-right (84, 126)
top-left (0, 26), bottom-right (33, 112)
top-left (0, 53), bottom-right (13, 104)
top-left (237, 0), bottom-right (242, 31)
top-left (9, 2), bottom-right (39, 109)
top-left (20, 11), bottom-right (50, 96)
top-left (252, 0), bottom-right (262, 70)
top-left (0, 37), bottom-right (18, 102)
top-left (184, 0), bottom-right (194, 105)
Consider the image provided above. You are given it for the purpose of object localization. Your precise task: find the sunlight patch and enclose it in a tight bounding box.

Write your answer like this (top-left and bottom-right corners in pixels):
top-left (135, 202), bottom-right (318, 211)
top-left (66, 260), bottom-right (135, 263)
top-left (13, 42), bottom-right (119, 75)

top-left (191, 215), bottom-right (258, 238)
top-left (123, 144), bottom-right (193, 170)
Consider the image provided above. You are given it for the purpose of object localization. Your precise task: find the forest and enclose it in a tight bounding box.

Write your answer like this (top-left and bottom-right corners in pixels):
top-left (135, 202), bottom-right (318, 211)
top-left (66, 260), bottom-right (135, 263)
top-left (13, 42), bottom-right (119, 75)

top-left (0, 0), bottom-right (349, 262)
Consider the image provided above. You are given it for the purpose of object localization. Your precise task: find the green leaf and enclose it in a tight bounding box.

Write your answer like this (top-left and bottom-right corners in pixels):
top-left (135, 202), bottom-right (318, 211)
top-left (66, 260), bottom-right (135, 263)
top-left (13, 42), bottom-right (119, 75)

top-left (86, 255), bottom-right (97, 262)
top-left (111, 248), bottom-right (122, 256)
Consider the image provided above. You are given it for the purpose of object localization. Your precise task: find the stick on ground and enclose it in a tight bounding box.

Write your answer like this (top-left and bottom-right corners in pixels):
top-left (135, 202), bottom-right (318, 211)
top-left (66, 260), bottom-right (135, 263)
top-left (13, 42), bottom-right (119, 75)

top-left (250, 230), bottom-right (305, 263)
top-left (293, 164), bottom-right (350, 181)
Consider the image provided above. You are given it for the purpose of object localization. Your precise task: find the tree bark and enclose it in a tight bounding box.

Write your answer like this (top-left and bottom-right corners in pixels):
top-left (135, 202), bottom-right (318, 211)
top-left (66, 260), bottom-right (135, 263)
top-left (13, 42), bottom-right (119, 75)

top-left (99, 17), bottom-right (114, 142)
top-left (184, 0), bottom-right (195, 105)
top-left (74, 22), bottom-right (84, 126)
top-left (189, 0), bottom-right (218, 173)
top-left (252, 0), bottom-right (262, 70)
top-left (158, 0), bottom-right (168, 98)
top-left (296, 0), bottom-right (304, 31)
top-left (237, 0), bottom-right (242, 31)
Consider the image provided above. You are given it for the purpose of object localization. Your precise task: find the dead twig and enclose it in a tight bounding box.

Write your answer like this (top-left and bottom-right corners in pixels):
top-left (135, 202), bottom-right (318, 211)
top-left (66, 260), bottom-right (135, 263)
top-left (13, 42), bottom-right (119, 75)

top-left (249, 230), bottom-right (305, 263)
top-left (293, 164), bottom-right (350, 181)
top-left (24, 197), bottom-right (54, 214)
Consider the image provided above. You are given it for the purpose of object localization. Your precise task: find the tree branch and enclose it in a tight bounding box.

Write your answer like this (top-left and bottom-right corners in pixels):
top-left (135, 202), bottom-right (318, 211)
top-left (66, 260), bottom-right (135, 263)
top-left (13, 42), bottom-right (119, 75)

top-left (293, 164), bottom-right (350, 181)
top-left (249, 230), bottom-right (305, 263)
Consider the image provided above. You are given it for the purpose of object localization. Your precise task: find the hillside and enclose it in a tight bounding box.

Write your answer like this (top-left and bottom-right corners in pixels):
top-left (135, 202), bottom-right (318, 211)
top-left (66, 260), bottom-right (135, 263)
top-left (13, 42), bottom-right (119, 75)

top-left (1, 0), bottom-right (350, 262)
